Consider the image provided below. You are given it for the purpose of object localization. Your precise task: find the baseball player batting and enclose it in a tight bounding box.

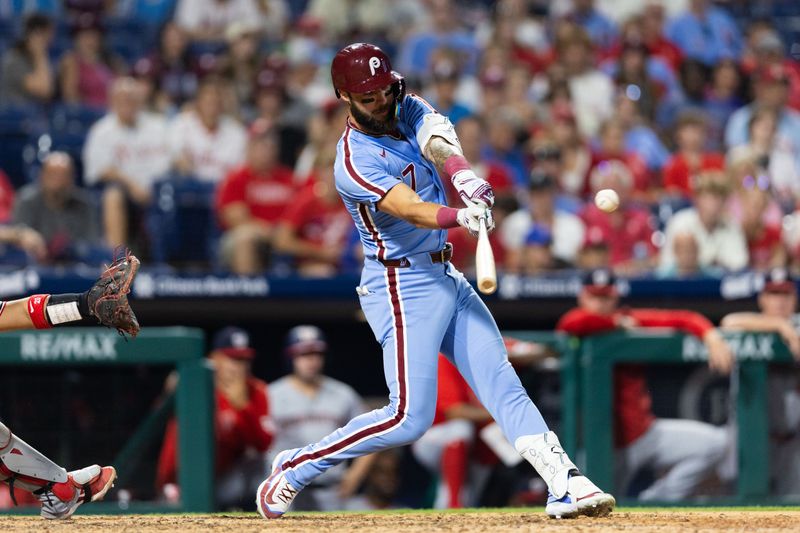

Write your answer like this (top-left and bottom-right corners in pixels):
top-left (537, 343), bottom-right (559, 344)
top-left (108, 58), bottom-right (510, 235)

top-left (256, 43), bottom-right (615, 520)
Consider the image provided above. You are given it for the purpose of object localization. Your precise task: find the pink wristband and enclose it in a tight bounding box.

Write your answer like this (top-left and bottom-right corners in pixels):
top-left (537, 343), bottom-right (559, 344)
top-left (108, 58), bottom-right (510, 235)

top-left (27, 294), bottom-right (52, 329)
top-left (443, 155), bottom-right (471, 179)
top-left (436, 207), bottom-right (460, 229)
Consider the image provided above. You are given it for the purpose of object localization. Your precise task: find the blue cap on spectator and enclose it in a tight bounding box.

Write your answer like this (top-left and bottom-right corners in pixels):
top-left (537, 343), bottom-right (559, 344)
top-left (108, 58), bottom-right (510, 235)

top-left (285, 325), bottom-right (328, 357)
top-left (525, 224), bottom-right (552, 246)
top-left (581, 268), bottom-right (617, 296)
top-left (212, 327), bottom-right (255, 360)
top-left (762, 267), bottom-right (796, 294)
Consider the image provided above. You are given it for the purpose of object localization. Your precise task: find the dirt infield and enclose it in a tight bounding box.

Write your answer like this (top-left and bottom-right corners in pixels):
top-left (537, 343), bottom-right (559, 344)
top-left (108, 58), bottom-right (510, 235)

top-left (2, 510), bottom-right (799, 532)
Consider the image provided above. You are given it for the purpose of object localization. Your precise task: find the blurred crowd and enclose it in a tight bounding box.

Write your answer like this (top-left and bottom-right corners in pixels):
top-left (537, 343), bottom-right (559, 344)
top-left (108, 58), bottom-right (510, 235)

top-left (0, 0), bottom-right (799, 278)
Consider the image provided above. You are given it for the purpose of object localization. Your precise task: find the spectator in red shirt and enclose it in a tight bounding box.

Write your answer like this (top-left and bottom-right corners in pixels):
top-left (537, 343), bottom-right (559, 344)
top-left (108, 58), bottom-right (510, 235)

top-left (157, 327), bottom-right (273, 510)
top-left (662, 114), bottom-right (725, 198)
top-left (639, 3), bottom-right (683, 73)
top-left (216, 121), bottom-right (298, 274)
top-left (581, 160), bottom-right (657, 275)
top-left (556, 269), bottom-right (732, 501)
top-left (273, 149), bottom-right (352, 277)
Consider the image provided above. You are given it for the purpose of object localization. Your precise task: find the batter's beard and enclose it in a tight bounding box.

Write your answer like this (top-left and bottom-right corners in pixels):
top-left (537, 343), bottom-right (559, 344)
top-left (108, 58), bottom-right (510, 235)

top-left (349, 101), bottom-right (397, 135)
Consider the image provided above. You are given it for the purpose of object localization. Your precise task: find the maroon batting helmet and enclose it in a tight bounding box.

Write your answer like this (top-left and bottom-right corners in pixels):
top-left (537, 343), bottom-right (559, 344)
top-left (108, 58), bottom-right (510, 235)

top-left (331, 43), bottom-right (404, 98)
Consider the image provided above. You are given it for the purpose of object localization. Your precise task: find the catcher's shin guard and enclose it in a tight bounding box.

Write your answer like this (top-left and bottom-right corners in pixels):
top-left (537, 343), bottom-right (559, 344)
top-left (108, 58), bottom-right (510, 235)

top-left (0, 422), bottom-right (68, 485)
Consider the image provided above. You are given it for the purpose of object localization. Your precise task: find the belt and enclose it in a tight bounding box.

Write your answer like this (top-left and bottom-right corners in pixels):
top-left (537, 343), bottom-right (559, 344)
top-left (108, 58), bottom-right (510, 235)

top-left (378, 243), bottom-right (453, 268)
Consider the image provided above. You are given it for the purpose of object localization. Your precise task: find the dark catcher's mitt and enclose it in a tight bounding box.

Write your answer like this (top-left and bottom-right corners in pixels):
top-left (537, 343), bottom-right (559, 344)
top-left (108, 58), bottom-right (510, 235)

top-left (87, 250), bottom-right (141, 337)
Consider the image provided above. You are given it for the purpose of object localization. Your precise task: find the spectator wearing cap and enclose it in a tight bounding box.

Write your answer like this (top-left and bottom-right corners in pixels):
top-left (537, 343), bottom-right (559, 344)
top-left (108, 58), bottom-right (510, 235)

top-left (267, 325), bottom-right (374, 511)
top-left (665, 0), bottom-right (742, 67)
top-left (660, 170), bottom-right (748, 273)
top-left (83, 77), bottom-right (171, 248)
top-left (0, 12), bottom-right (55, 105)
top-left (721, 267), bottom-right (800, 496)
top-left (726, 107), bottom-right (800, 211)
top-left (11, 152), bottom-right (102, 264)
top-left (215, 121), bottom-right (297, 275)
top-left (662, 113), bottom-right (725, 198)
top-left (273, 148), bottom-right (352, 277)
top-left (557, 268), bottom-right (732, 501)
top-left (725, 64), bottom-right (800, 170)
top-left (174, 0), bottom-right (262, 43)
top-left (168, 78), bottom-right (247, 183)
top-left (581, 160), bottom-right (657, 275)
top-left (156, 326), bottom-right (273, 510)
top-left (554, 23), bottom-right (615, 138)
top-left (500, 169), bottom-right (585, 273)
top-left (59, 13), bottom-right (126, 108)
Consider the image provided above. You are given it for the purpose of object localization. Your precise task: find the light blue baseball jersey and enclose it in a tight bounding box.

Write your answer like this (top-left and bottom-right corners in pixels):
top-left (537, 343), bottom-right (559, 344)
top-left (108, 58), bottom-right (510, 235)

top-left (265, 92), bottom-right (552, 499)
top-left (334, 94), bottom-right (448, 261)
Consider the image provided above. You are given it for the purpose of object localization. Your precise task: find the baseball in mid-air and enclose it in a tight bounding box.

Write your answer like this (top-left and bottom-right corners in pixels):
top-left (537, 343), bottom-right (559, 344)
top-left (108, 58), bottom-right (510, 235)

top-left (594, 188), bottom-right (620, 213)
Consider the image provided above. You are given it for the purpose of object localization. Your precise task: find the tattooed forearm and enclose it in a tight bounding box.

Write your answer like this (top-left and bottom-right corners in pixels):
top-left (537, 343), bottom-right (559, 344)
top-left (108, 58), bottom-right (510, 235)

top-left (424, 136), bottom-right (462, 175)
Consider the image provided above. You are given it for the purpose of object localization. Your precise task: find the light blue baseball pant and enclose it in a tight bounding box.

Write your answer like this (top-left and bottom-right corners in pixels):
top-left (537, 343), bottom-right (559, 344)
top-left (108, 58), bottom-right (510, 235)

top-left (278, 255), bottom-right (549, 488)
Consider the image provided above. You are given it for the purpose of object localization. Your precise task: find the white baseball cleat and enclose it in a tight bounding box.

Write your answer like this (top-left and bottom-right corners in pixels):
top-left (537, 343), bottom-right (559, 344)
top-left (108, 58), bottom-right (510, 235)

top-left (545, 472), bottom-right (615, 519)
top-left (256, 450), bottom-right (300, 519)
top-left (39, 465), bottom-right (116, 520)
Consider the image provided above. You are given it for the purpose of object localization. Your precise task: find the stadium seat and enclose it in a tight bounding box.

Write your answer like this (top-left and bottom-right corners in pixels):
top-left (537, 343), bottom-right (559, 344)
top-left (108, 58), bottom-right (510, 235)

top-left (0, 106), bottom-right (48, 188)
top-left (23, 131), bottom-right (87, 185)
top-left (146, 176), bottom-right (219, 267)
top-left (49, 103), bottom-right (105, 135)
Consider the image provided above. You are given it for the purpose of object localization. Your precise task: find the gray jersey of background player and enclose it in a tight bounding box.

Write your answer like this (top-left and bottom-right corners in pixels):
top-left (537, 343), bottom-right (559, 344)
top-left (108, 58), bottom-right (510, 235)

top-left (721, 267), bottom-right (800, 496)
top-left (266, 326), bottom-right (376, 511)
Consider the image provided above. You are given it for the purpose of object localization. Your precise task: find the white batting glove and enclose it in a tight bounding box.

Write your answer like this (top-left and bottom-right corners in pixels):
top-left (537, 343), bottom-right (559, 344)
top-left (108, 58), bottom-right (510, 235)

top-left (452, 169), bottom-right (495, 208)
top-left (457, 205), bottom-right (495, 237)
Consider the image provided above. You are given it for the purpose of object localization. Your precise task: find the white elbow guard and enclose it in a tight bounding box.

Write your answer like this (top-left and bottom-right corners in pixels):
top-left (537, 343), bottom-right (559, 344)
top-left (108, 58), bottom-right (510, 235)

top-left (416, 113), bottom-right (462, 154)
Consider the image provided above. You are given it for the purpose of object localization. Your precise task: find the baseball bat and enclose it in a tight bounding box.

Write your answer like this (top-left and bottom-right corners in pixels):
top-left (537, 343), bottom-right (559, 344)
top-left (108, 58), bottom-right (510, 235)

top-left (476, 216), bottom-right (497, 295)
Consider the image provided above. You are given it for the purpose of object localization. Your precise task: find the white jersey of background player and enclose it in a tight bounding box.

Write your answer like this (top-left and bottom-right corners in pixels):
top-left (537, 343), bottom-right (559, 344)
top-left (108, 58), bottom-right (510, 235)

top-left (267, 326), bottom-right (374, 511)
top-left (721, 267), bottom-right (800, 496)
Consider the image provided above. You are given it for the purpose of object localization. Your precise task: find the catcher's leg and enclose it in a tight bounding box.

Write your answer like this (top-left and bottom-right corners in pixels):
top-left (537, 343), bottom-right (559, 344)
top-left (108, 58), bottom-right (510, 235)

top-left (0, 422), bottom-right (116, 519)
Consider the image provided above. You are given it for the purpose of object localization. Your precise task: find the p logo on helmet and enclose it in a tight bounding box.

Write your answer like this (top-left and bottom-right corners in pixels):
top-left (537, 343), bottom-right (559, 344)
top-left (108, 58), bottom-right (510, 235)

top-left (368, 56), bottom-right (382, 76)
